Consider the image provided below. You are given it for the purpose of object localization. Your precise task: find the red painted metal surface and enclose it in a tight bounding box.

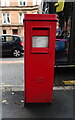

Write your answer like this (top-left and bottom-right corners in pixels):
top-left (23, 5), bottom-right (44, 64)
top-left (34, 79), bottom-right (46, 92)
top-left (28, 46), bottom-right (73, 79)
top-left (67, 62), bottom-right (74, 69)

top-left (24, 14), bottom-right (57, 103)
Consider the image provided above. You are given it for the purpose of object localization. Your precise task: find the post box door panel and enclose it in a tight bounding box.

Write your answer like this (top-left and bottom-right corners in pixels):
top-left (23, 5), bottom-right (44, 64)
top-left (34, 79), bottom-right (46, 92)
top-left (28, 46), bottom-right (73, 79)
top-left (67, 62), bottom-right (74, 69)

top-left (25, 21), bottom-right (56, 103)
top-left (31, 27), bottom-right (50, 53)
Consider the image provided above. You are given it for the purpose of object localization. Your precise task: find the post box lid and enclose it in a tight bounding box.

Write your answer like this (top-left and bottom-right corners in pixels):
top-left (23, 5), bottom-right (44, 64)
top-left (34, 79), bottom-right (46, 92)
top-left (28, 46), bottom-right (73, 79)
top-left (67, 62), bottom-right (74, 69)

top-left (23, 14), bottom-right (57, 21)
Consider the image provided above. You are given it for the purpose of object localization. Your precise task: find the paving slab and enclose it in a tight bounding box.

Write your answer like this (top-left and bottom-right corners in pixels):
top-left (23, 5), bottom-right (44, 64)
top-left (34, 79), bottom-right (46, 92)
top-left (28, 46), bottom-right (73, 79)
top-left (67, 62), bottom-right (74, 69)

top-left (2, 90), bottom-right (74, 119)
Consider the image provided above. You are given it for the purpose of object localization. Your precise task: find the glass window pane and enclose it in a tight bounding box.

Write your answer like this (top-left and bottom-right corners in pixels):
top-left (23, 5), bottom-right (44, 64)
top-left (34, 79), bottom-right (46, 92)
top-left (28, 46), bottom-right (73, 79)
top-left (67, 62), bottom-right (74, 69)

top-left (19, 13), bottom-right (23, 24)
top-left (32, 0), bottom-right (36, 6)
top-left (7, 13), bottom-right (10, 23)
top-left (1, 0), bottom-right (5, 6)
top-left (6, 0), bottom-right (10, 6)
top-left (23, 1), bottom-right (25, 5)
top-left (73, 40), bottom-right (75, 61)
top-left (3, 13), bottom-right (6, 23)
top-left (20, 0), bottom-right (22, 5)
top-left (6, 36), bottom-right (12, 42)
top-left (2, 37), bottom-right (5, 42)
top-left (32, 36), bottom-right (49, 48)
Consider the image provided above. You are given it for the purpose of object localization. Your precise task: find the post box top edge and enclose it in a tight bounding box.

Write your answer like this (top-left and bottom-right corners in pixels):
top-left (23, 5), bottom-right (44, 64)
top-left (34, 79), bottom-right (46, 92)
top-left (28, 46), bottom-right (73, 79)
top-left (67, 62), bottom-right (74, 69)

top-left (23, 14), bottom-right (57, 21)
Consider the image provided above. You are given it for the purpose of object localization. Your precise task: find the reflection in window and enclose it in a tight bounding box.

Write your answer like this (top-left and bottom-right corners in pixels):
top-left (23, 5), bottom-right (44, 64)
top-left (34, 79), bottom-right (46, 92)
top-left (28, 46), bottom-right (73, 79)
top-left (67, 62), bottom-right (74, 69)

top-left (6, 36), bottom-right (12, 42)
top-left (13, 36), bottom-right (18, 41)
top-left (32, 36), bottom-right (49, 48)
top-left (73, 40), bottom-right (75, 61)
top-left (55, 36), bottom-right (69, 62)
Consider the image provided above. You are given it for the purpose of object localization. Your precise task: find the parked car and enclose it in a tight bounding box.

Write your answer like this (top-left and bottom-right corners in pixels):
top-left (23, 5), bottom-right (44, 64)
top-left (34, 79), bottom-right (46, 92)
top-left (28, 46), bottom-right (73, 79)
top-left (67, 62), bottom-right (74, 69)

top-left (0, 34), bottom-right (24, 57)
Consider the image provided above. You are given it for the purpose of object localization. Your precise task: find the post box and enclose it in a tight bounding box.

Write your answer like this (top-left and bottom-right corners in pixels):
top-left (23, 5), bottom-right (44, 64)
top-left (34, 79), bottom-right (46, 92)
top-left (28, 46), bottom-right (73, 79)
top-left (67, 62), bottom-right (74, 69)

top-left (23, 14), bottom-right (57, 103)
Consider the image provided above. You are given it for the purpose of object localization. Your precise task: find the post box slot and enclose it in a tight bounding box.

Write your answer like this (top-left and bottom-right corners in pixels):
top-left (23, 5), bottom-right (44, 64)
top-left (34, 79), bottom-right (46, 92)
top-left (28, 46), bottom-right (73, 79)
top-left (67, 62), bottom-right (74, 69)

top-left (32, 28), bottom-right (50, 36)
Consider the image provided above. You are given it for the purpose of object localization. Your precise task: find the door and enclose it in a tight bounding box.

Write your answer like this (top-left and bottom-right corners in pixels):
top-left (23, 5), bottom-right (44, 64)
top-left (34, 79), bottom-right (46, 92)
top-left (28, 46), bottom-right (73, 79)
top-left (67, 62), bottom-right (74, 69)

top-left (25, 21), bottom-right (56, 103)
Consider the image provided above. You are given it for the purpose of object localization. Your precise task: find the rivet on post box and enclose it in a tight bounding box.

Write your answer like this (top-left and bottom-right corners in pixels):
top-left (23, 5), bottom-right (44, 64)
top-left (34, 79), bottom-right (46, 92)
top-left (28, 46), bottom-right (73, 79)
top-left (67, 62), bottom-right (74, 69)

top-left (23, 14), bottom-right (57, 104)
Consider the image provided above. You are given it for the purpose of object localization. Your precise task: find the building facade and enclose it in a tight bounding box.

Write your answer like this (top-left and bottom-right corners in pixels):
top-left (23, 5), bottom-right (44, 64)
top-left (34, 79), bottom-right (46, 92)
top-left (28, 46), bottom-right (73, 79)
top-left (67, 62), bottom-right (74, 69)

top-left (0, 0), bottom-right (40, 40)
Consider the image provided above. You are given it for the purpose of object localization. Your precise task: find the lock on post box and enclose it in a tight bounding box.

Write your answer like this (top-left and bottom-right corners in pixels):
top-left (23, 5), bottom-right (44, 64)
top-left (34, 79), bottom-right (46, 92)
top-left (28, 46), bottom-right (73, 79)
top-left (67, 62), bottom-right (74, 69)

top-left (23, 14), bottom-right (57, 103)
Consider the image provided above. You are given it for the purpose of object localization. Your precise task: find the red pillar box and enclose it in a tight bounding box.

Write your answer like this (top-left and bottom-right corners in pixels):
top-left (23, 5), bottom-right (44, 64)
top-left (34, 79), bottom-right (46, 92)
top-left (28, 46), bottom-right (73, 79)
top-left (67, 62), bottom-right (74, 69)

top-left (23, 14), bottom-right (57, 103)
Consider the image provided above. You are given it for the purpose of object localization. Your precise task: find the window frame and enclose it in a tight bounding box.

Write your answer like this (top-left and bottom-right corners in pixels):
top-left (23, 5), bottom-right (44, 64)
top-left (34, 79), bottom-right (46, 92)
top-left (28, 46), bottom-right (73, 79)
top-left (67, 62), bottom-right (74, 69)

top-left (18, 0), bottom-right (27, 6)
top-left (1, 0), bottom-right (10, 6)
top-left (32, 0), bottom-right (36, 6)
top-left (19, 12), bottom-right (24, 24)
top-left (2, 13), bottom-right (11, 24)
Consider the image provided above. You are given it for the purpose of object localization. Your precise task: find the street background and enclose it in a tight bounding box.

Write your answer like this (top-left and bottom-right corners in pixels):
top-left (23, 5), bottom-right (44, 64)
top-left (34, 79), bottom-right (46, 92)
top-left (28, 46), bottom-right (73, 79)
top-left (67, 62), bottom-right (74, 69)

top-left (0, 0), bottom-right (75, 119)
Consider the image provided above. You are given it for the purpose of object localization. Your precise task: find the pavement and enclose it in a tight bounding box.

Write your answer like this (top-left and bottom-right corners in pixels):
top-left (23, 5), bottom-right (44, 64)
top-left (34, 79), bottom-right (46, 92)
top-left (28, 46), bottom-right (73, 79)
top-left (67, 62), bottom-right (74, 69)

top-left (0, 58), bottom-right (75, 119)
top-left (1, 89), bottom-right (74, 119)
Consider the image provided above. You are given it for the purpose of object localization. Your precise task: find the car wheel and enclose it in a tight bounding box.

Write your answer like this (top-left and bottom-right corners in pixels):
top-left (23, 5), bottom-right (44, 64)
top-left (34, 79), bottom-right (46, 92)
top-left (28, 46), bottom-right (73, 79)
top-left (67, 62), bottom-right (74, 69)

top-left (13, 49), bottom-right (21, 57)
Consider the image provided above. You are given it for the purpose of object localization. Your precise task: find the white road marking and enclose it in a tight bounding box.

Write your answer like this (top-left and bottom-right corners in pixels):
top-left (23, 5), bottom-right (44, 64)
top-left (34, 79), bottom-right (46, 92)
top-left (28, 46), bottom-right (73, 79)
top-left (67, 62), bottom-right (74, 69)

top-left (0, 61), bottom-right (24, 64)
top-left (0, 85), bottom-right (75, 91)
